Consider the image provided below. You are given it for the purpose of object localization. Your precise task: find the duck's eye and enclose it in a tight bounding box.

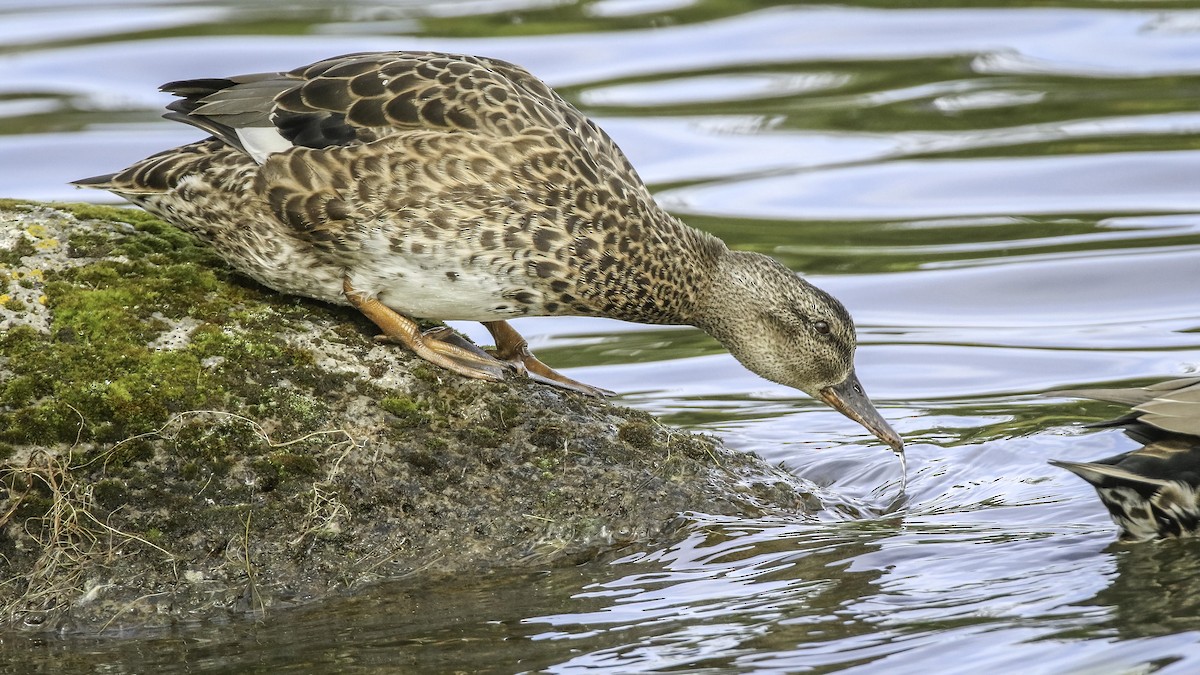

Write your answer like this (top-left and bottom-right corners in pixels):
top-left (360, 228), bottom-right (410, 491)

top-left (813, 320), bottom-right (831, 335)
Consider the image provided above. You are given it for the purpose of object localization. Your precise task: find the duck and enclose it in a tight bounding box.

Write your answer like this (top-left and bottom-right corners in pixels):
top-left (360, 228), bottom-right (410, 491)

top-left (74, 51), bottom-right (903, 453)
top-left (1050, 377), bottom-right (1200, 542)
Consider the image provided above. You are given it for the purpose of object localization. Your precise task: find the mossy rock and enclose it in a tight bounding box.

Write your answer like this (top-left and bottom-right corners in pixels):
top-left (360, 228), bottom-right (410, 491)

top-left (0, 201), bottom-right (822, 634)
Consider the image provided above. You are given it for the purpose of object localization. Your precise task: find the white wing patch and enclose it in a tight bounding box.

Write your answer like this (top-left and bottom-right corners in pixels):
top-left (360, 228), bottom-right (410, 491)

top-left (236, 127), bottom-right (293, 164)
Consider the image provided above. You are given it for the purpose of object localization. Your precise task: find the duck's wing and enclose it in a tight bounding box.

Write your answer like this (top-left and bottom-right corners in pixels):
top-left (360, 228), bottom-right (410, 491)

top-left (1053, 439), bottom-right (1200, 539)
top-left (1131, 379), bottom-right (1200, 437)
top-left (157, 51), bottom-right (642, 182)
top-left (1050, 457), bottom-right (1174, 493)
top-left (1057, 438), bottom-right (1200, 481)
top-left (1050, 378), bottom-right (1200, 540)
top-left (1047, 377), bottom-right (1200, 439)
top-left (75, 52), bottom-right (653, 263)
top-left (1047, 377), bottom-right (1200, 408)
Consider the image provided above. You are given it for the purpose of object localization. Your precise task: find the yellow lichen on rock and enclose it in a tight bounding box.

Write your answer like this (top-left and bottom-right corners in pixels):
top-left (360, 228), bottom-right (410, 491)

top-left (24, 223), bottom-right (50, 239)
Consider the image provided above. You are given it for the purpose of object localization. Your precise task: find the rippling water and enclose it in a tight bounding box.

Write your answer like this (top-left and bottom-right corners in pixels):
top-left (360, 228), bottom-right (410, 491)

top-left (4, 1), bottom-right (1200, 672)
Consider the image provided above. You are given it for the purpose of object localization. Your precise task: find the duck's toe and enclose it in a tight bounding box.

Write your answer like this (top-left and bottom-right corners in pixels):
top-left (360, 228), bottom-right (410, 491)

top-left (482, 320), bottom-right (613, 397)
top-left (410, 332), bottom-right (512, 382)
top-left (521, 367), bottom-right (614, 398)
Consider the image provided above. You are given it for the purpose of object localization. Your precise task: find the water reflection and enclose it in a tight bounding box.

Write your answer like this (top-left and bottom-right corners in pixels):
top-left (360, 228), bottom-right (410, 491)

top-left (659, 151), bottom-right (1200, 220)
top-left (1091, 540), bottom-right (1200, 639)
top-left (527, 519), bottom-right (895, 672)
top-left (522, 513), bottom-right (1117, 673)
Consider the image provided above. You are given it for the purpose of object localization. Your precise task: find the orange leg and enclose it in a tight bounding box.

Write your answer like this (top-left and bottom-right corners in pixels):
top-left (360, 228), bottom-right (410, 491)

top-left (483, 320), bottom-right (613, 397)
top-left (343, 278), bottom-right (509, 382)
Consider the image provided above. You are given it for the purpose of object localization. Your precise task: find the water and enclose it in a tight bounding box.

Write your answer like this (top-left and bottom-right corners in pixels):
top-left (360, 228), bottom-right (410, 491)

top-left (3, 0), bottom-right (1200, 672)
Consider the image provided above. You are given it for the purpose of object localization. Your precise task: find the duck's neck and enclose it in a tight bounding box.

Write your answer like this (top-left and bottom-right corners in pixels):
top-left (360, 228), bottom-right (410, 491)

top-left (586, 213), bottom-right (727, 326)
top-left (687, 248), bottom-right (764, 343)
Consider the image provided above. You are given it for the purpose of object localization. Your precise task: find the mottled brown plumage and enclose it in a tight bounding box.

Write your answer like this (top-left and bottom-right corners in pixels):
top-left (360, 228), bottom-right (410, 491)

top-left (1051, 378), bottom-right (1200, 542)
top-left (75, 51), bottom-right (902, 452)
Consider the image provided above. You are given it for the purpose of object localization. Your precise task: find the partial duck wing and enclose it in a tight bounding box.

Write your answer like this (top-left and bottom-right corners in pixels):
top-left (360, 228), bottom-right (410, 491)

top-left (158, 51), bottom-right (643, 182)
top-left (73, 51), bottom-right (659, 272)
top-left (1048, 377), bottom-right (1200, 439)
top-left (1050, 451), bottom-right (1199, 542)
top-left (1050, 378), bottom-right (1200, 541)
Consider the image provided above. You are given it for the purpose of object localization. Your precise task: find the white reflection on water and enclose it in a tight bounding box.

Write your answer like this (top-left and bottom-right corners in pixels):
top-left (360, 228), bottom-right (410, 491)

top-left (0, 4), bottom-right (227, 45)
top-left (658, 151), bottom-right (1200, 220)
top-left (581, 72), bottom-right (852, 106)
top-left (522, 509), bottom-right (1130, 674)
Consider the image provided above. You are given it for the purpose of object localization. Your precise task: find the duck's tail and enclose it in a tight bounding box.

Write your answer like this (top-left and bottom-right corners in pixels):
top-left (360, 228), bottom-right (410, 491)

top-left (71, 173), bottom-right (118, 189)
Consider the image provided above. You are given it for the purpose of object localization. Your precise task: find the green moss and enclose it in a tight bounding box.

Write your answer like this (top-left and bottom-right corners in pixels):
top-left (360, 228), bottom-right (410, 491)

top-left (67, 230), bottom-right (118, 258)
top-left (92, 479), bottom-right (128, 511)
top-left (618, 420), bottom-right (657, 451)
top-left (0, 442), bottom-right (14, 461)
top-left (58, 202), bottom-right (163, 227)
top-left (380, 395), bottom-right (427, 428)
top-left (49, 283), bottom-right (160, 341)
top-left (409, 362), bottom-right (441, 383)
top-left (253, 452), bottom-right (321, 492)
top-left (458, 426), bottom-right (504, 448)
top-left (0, 204), bottom-right (366, 445)
top-left (1, 403), bottom-right (82, 446)
top-left (179, 460), bottom-right (203, 481)
top-left (0, 312), bottom-right (235, 444)
top-left (104, 437), bottom-right (156, 468)
top-left (272, 452), bottom-right (320, 477)
top-left (265, 390), bottom-right (327, 430)
top-left (59, 202), bottom-right (226, 272)
top-left (54, 260), bottom-right (224, 322)
top-left (489, 400), bottom-right (523, 430)
top-left (0, 234), bottom-right (36, 267)
top-left (2, 374), bottom-right (37, 407)
top-left (190, 324), bottom-right (254, 357)
top-left (172, 422), bottom-right (267, 473)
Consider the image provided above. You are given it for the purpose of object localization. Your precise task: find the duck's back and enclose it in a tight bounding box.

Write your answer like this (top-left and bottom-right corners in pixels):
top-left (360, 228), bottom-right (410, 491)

top-left (77, 52), bottom-right (719, 321)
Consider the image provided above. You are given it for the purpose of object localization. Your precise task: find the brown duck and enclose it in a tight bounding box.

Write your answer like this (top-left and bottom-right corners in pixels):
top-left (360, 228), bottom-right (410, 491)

top-left (1052, 377), bottom-right (1200, 542)
top-left (75, 51), bottom-right (903, 453)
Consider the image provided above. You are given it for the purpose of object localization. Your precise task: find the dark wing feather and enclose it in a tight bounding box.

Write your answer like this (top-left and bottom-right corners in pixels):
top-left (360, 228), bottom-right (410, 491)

top-left (153, 51), bottom-right (643, 185)
top-left (161, 73), bottom-right (291, 152)
top-left (1050, 458), bottom-right (1172, 494)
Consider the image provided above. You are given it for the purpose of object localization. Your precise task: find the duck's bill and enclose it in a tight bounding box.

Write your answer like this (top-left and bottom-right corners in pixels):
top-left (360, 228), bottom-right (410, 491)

top-left (818, 372), bottom-right (904, 453)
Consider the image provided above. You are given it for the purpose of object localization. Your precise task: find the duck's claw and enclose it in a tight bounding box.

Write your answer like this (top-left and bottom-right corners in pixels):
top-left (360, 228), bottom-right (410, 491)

top-left (347, 278), bottom-right (511, 382)
top-left (483, 320), bottom-right (613, 398)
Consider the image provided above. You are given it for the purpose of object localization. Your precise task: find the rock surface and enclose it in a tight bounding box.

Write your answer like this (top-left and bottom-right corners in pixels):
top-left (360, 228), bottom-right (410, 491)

top-left (0, 201), bottom-right (822, 633)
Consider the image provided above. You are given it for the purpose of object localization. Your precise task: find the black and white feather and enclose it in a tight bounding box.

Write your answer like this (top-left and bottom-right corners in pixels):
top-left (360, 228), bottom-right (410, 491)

top-left (1051, 378), bottom-right (1200, 542)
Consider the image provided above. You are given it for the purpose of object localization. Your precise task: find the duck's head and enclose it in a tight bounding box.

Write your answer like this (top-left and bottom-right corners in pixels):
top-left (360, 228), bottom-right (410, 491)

top-left (696, 250), bottom-right (903, 453)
